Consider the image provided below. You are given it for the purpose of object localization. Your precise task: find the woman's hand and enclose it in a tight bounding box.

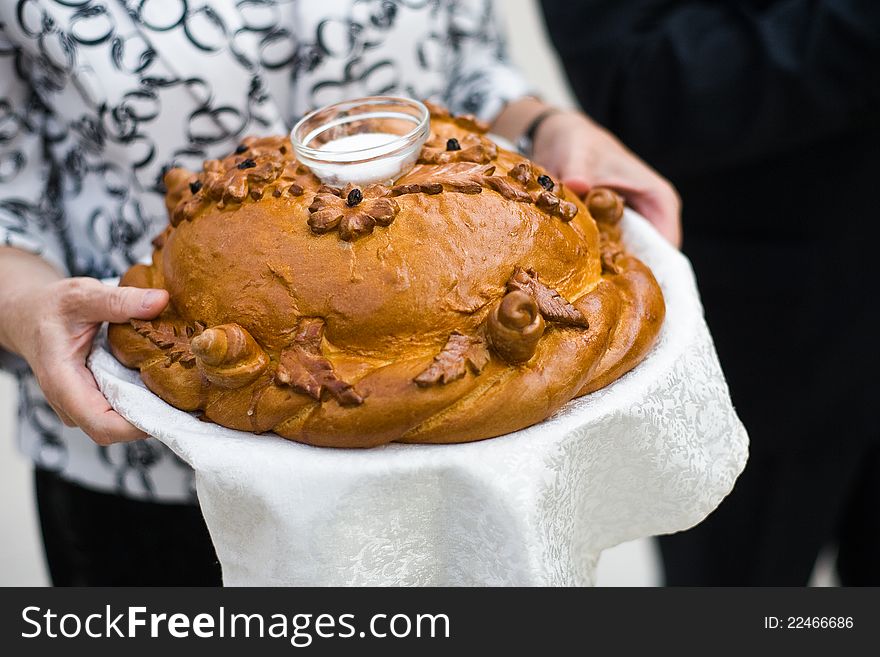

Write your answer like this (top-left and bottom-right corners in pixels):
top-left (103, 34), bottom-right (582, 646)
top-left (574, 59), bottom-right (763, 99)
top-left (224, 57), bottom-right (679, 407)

top-left (532, 110), bottom-right (681, 246)
top-left (492, 98), bottom-right (681, 246)
top-left (1, 254), bottom-right (168, 445)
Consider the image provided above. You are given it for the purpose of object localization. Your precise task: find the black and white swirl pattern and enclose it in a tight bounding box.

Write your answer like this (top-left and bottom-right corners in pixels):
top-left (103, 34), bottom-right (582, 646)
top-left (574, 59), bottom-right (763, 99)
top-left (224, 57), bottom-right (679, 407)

top-left (0, 0), bottom-right (530, 502)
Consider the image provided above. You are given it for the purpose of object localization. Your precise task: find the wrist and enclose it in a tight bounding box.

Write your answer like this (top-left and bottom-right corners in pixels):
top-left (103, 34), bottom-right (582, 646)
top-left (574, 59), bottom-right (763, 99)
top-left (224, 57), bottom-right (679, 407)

top-left (490, 96), bottom-right (552, 144)
top-left (533, 109), bottom-right (594, 148)
top-left (0, 285), bottom-right (35, 358)
top-left (0, 249), bottom-right (62, 357)
top-left (516, 107), bottom-right (565, 157)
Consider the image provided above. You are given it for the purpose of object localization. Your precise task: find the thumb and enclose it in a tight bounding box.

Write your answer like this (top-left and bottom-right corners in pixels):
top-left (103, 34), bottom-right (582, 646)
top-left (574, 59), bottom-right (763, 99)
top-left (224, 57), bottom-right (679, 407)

top-left (69, 278), bottom-right (169, 323)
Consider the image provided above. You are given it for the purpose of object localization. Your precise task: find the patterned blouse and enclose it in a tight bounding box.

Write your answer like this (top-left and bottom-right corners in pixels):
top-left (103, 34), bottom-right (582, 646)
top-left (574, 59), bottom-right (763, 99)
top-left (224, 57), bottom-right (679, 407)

top-left (0, 0), bottom-right (530, 502)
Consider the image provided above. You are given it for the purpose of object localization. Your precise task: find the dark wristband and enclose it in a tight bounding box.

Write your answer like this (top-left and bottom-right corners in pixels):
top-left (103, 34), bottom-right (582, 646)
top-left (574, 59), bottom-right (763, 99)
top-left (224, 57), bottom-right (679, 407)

top-left (516, 108), bottom-right (562, 156)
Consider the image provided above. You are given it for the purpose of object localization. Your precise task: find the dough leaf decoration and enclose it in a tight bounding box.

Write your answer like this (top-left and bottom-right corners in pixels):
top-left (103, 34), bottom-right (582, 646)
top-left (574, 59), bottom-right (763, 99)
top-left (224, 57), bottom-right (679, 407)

top-left (131, 319), bottom-right (205, 365)
top-left (207, 153), bottom-right (283, 204)
top-left (506, 266), bottom-right (589, 328)
top-left (392, 162), bottom-right (495, 196)
top-left (507, 162), bottom-right (533, 185)
top-left (418, 133), bottom-right (497, 165)
top-left (534, 190), bottom-right (578, 222)
top-left (276, 318), bottom-right (363, 406)
top-left (167, 136), bottom-right (301, 225)
top-left (392, 154), bottom-right (576, 222)
top-left (414, 331), bottom-right (491, 387)
top-left (498, 163), bottom-right (578, 221)
top-left (308, 183), bottom-right (399, 241)
top-left (483, 175), bottom-right (533, 203)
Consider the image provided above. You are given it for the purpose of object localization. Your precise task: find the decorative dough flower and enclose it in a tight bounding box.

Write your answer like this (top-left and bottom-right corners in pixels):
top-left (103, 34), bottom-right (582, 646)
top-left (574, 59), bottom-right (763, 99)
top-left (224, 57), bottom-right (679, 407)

top-left (307, 183), bottom-right (400, 241)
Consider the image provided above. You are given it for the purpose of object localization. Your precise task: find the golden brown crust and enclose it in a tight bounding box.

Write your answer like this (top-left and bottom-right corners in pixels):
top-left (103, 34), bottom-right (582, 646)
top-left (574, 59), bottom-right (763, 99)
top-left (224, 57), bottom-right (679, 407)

top-left (108, 107), bottom-right (665, 447)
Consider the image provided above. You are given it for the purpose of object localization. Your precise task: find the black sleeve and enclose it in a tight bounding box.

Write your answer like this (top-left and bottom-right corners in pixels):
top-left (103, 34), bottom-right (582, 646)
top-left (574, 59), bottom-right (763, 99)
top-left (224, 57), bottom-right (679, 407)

top-left (539, 0), bottom-right (880, 177)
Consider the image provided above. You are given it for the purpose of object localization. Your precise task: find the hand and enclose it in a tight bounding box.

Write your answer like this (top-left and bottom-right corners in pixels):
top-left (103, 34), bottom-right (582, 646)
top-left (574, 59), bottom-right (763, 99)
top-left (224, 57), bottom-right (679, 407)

top-left (8, 277), bottom-right (168, 445)
top-left (532, 110), bottom-right (682, 247)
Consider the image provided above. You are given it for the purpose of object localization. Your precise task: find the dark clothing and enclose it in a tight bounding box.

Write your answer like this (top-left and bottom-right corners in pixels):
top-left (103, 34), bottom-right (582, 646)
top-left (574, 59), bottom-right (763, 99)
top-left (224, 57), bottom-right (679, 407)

top-left (541, 0), bottom-right (880, 584)
top-left (35, 468), bottom-right (221, 587)
top-left (660, 442), bottom-right (880, 585)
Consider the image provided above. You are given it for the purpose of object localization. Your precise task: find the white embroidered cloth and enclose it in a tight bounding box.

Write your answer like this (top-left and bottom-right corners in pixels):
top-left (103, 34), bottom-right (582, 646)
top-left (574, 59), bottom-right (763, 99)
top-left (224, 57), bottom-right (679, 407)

top-left (89, 212), bottom-right (748, 586)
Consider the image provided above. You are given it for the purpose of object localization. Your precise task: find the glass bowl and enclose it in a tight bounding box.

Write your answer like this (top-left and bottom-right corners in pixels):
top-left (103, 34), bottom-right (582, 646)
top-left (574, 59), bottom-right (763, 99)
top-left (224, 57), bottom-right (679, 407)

top-left (290, 96), bottom-right (430, 186)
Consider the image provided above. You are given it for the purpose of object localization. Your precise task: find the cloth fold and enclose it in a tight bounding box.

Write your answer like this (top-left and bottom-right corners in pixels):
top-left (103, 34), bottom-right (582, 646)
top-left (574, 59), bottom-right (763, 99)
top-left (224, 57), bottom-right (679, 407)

top-left (89, 212), bottom-right (748, 586)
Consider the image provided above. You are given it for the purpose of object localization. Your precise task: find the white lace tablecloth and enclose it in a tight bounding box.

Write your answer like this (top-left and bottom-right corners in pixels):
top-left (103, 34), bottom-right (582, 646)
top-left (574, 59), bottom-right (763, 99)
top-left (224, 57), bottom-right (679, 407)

top-left (89, 211), bottom-right (748, 586)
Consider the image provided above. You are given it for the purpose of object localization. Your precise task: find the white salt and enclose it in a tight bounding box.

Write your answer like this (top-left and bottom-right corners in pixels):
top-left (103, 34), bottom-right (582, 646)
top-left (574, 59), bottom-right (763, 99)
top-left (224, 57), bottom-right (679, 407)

top-left (309, 132), bottom-right (414, 186)
top-left (320, 132), bottom-right (399, 153)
